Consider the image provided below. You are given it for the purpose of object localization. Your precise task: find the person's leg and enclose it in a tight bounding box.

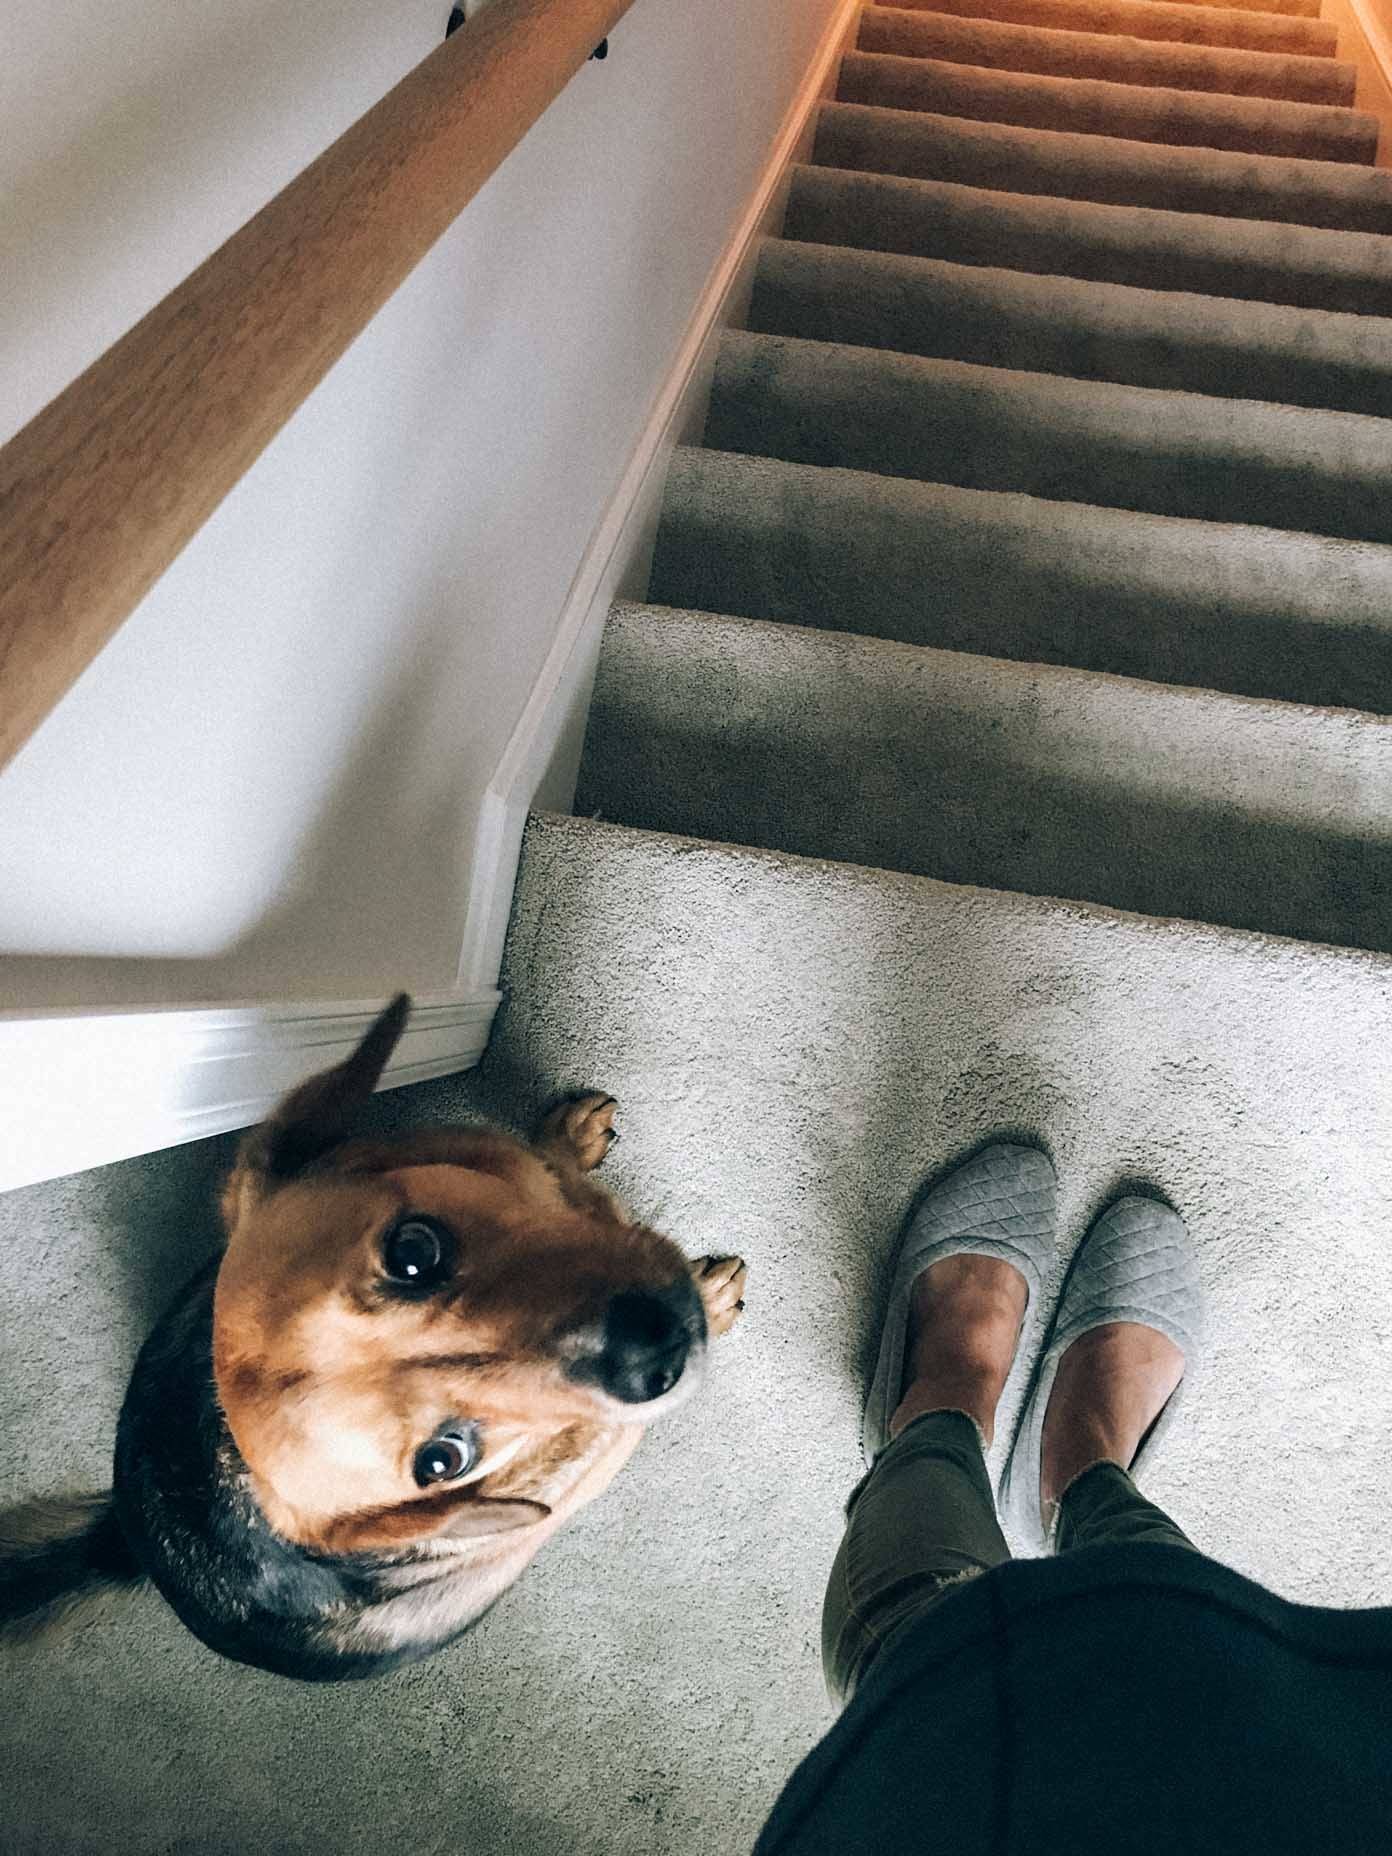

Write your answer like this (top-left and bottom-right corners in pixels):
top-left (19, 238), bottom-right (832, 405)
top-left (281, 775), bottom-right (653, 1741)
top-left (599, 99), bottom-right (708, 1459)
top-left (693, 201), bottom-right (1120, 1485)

top-left (822, 1256), bottom-right (1024, 1704)
top-left (1041, 1321), bottom-right (1198, 1554)
top-left (1055, 1459), bottom-right (1197, 1551)
top-left (822, 1409), bottom-right (1010, 1701)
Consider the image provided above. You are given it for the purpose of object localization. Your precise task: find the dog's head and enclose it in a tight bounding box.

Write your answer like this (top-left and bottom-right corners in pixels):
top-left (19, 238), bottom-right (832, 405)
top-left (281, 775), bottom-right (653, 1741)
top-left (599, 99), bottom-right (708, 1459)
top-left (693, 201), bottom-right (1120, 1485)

top-left (211, 998), bottom-right (703, 1558)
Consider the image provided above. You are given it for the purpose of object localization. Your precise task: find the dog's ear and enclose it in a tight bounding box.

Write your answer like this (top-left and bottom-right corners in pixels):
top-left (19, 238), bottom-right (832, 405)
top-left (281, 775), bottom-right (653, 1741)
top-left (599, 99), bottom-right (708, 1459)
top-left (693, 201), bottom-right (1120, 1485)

top-left (222, 994), bottom-right (411, 1226)
top-left (315, 1493), bottom-right (551, 1556)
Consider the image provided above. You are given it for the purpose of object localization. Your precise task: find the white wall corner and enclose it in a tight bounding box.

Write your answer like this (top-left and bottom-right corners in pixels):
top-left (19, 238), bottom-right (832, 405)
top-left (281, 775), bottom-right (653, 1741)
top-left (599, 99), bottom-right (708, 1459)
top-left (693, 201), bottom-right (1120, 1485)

top-left (0, 989), bottom-right (500, 1194)
top-left (1, 0), bottom-right (857, 1194)
top-left (1326, 0), bottom-right (1392, 154)
top-left (455, 0), bottom-right (861, 993)
top-left (1347, 0), bottom-right (1392, 94)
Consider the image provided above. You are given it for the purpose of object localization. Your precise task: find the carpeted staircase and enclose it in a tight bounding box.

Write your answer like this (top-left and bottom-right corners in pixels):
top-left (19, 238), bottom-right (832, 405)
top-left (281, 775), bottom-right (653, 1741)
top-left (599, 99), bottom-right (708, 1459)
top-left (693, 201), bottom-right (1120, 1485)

top-left (572, 0), bottom-right (1392, 950)
top-left (497, 0), bottom-right (1392, 1646)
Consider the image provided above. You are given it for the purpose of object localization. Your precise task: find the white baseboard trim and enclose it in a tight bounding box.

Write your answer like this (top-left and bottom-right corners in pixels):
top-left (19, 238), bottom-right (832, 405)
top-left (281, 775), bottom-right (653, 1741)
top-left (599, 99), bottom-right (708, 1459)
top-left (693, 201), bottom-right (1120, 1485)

top-left (0, 988), bottom-right (499, 1194)
top-left (455, 0), bottom-right (862, 991)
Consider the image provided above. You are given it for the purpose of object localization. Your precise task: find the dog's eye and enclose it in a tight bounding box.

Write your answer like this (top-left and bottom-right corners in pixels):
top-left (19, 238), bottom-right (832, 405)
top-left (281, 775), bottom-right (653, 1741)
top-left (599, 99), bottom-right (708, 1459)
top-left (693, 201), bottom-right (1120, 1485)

top-left (382, 1216), bottom-right (453, 1289)
top-left (413, 1425), bottom-right (480, 1488)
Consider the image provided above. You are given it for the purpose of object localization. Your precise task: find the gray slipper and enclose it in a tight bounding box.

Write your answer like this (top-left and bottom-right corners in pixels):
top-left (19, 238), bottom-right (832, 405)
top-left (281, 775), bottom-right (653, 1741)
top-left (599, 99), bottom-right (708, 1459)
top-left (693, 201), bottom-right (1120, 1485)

top-left (863, 1144), bottom-right (1058, 1464)
top-left (998, 1196), bottom-right (1206, 1553)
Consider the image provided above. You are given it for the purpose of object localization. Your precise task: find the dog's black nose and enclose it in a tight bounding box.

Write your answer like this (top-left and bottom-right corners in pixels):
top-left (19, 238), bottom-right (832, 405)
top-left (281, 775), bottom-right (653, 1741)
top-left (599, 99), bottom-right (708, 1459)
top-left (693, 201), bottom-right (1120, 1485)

top-left (575, 1288), bottom-right (694, 1405)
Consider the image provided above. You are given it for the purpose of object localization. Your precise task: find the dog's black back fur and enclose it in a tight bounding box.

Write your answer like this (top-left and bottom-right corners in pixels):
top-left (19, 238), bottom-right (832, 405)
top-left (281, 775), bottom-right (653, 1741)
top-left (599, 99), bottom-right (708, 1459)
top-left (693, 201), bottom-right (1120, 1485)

top-left (113, 1261), bottom-right (413, 1681)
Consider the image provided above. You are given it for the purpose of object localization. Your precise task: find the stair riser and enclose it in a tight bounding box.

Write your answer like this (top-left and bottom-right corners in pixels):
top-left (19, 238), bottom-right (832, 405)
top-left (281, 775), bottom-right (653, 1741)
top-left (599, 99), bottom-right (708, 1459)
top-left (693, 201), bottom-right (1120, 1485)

top-left (709, 333), bottom-right (1392, 546)
top-left (581, 609), bottom-right (1392, 956)
top-left (859, 6), bottom-right (1354, 106)
top-left (880, 0), bottom-right (1337, 58)
top-left (651, 450), bottom-right (1392, 715)
top-left (838, 50), bottom-right (1380, 162)
top-left (787, 166), bottom-right (1392, 317)
top-left (814, 103), bottom-right (1392, 236)
top-left (750, 240), bottom-right (1392, 418)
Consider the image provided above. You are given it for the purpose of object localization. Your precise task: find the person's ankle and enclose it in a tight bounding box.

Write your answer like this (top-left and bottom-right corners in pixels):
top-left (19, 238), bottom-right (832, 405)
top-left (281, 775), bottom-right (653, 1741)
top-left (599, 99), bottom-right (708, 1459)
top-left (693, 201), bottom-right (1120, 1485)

top-left (1041, 1443), bottom-right (1122, 1511)
top-left (1039, 1324), bottom-right (1184, 1511)
top-left (1040, 1402), bottom-right (1121, 1502)
top-left (892, 1257), bottom-right (1026, 1446)
top-left (890, 1369), bottom-right (1002, 1445)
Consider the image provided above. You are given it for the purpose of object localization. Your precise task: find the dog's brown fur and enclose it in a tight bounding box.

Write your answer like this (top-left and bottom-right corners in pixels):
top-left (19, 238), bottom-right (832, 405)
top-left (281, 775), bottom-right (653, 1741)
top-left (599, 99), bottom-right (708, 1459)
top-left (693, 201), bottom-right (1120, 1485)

top-left (1, 996), bottom-right (746, 1675)
top-left (213, 1000), bottom-right (745, 1594)
top-left (216, 1099), bottom-right (743, 1546)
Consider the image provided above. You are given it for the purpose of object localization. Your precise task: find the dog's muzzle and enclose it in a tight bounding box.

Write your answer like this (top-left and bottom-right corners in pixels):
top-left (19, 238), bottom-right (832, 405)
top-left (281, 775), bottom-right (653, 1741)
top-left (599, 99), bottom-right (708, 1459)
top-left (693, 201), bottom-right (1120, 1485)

top-left (565, 1280), bottom-right (705, 1406)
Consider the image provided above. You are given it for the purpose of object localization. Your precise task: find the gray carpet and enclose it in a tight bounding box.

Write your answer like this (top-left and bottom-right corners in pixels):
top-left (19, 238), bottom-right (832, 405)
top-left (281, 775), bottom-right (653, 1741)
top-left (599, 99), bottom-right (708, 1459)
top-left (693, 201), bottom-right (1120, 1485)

top-left (838, 45), bottom-right (1377, 157)
top-left (813, 101), bottom-right (1392, 229)
top-left (750, 239), bottom-right (1392, 413)
top-left (5, 1), bottom-right (1392, 1849)
top-left (786, 163), bottom-right (1392, 312)
top-left (707, 329), bottom-right (1392, 541)
top-left (5, 814), bottom-right (1392, 1855)
top-left (649, 448), bottom-right (1392, 709)
top-left (579, 604), bottom-right (1392, 951)
top-left (859, 4), bottom-right (1354, 103)
top-left (886, 0), bottom-right (1338, 56)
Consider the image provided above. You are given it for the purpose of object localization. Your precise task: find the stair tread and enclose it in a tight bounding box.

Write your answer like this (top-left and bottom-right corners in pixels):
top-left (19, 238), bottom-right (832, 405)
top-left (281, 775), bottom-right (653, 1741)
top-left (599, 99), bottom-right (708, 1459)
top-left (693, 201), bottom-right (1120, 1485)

top-left (859, 5), bottom-right (1354, 106)
top-left (750, 236), bottom-right (1392, 415)
top-left (814, 102), bottom-right (1392, 236)
top-left (710, 328), bottom-right (1392, 545)
top-left (651, 446), bottom-right (1392, 713)
top-left (787, 162), bottom-right (1392, 315)
top-left (1130, 0), bottom-right (1323, 18)
top-left (839, 48), bottom-right (1380, 161)
top-left (579, 603), bottom-right (1391, 955)
top-left (882, 0), bottom-right (1338, 55)
top-left (526, 811), bottom-right (1392, 975)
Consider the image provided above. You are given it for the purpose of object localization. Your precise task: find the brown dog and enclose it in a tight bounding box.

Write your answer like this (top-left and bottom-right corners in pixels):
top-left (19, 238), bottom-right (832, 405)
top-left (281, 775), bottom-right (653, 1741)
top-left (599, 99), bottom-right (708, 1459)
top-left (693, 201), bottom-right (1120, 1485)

top-left (1, 996), bottom-right (746, 1679)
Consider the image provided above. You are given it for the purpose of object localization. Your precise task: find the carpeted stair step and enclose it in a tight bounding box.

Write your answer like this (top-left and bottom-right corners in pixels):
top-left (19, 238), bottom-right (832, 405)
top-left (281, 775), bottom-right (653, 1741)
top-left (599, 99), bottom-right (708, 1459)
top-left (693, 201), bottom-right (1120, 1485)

top-left (786, 165), bottom-right (1392, 315)
top-left (649, 449), bottom-right (1392, 714)
top-left (1134, 0), bottom-right (1321, 16)
top-left (880, 0), bottom-right (1338, 58)
top-left (838, 49), bottom-right (1379, 161)
top-left (749, 239), bottom-right (1392, 416)
top-left (708, 330), bottom-right (1392, 544)
top-left (858, 6), bottom-right (1353, 105)
top-left (813, 103), bottom-right (1392, 236)
top-left (577, 605), bottom-right (1392, 955)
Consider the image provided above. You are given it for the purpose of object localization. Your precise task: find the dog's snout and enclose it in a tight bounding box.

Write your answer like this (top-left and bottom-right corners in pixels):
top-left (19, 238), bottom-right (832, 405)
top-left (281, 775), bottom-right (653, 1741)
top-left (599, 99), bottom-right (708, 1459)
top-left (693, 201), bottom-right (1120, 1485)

top-left (569, 1286), bottom-right (697, 1405)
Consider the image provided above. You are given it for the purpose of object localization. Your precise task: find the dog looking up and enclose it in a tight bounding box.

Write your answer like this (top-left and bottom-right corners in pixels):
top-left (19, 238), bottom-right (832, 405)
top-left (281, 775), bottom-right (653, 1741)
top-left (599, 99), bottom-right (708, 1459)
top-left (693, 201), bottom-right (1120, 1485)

top-left (0, 996), bottom-right (746, 1679)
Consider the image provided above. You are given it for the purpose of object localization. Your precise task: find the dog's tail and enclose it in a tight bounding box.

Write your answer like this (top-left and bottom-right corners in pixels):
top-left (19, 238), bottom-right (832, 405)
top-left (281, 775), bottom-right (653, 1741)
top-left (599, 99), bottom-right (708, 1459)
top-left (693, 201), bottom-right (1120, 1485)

top-left (0, 1493), bottom-right (144, 1640)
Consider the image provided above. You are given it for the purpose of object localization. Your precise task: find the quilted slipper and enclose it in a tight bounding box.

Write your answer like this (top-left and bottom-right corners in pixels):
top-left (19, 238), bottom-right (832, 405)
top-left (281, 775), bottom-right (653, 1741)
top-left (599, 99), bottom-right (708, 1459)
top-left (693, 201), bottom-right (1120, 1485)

top-left (863, 1143), bottom-right (1058, 1464)
top-left (998, 1196), bottom-right (1207, 1554)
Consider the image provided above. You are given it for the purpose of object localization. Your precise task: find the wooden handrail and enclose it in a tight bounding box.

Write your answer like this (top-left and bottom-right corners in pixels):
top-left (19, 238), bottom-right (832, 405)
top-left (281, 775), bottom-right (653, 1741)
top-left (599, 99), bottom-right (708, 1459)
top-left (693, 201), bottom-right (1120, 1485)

top-left (0, 0), bottom-right (637, 772)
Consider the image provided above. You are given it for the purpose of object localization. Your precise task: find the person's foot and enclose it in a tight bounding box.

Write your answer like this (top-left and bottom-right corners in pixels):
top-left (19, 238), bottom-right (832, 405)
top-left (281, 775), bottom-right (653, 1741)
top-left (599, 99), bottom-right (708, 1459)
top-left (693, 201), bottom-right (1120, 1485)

top-left (1038, 1321), bottom-right (1185, 1516)
top-left (888, 1255), bottom-right (1029, 1445)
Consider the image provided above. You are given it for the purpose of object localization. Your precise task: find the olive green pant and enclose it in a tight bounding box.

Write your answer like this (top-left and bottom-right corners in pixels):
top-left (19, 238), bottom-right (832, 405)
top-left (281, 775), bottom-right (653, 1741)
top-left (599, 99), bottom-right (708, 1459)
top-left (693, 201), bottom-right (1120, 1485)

top-left (823, 1409), bottom-right (1196, 1703)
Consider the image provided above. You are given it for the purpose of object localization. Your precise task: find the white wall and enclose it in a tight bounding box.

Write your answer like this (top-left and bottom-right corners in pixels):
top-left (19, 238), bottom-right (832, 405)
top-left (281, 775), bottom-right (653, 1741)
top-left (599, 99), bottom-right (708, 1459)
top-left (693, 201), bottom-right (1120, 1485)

top-left (0, 0), bottom-right (841, 1011)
